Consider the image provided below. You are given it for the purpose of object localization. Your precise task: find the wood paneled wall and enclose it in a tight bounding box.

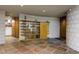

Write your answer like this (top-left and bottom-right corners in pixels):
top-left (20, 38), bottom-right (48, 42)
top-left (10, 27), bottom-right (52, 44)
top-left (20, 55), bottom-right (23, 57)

top-left (12, 17), bottom-right (19, 38)
top-left (60, 16), bottom-right (66, 39)
top-left (40, 22), bottom-right (48, 39)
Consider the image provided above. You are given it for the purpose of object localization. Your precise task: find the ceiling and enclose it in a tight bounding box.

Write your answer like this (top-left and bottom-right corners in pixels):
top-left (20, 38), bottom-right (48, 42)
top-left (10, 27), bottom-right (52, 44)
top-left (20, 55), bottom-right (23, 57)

top-left (0, 5), bottom-right (74, 17)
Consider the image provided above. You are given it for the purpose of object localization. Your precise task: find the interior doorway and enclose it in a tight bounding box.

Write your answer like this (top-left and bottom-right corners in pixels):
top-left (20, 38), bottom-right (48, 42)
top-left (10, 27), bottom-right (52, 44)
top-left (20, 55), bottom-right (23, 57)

top-left (5, 16), bottom-right (19, 44)
top-left (60, 16), bottom-right (66, 40)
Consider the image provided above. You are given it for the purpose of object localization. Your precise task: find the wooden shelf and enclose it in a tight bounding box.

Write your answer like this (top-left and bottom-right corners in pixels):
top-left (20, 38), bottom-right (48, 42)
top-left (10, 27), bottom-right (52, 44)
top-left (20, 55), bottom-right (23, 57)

top-left (19, 20), bottom-right (40, 40)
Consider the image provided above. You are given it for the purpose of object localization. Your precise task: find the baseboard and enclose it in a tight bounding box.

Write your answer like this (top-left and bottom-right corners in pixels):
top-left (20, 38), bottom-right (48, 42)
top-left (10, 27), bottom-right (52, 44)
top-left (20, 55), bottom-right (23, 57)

top-left (48, 37), bottom-right (60, 39)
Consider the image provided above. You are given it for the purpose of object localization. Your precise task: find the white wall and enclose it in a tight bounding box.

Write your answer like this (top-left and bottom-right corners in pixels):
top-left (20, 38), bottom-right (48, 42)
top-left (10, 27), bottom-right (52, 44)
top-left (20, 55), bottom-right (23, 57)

top-left (0, 11), bottom-right (5, 44)
top-left (67, 6), bottom-right (79, 51)
top-left (19, 14), bottom-right (60, 38)
top-left (5, 16), bottom-right (12, 36)
top-left (5, 27), bottom-right (12, 35)
top-left (48, 19), bottom-right (60, 38)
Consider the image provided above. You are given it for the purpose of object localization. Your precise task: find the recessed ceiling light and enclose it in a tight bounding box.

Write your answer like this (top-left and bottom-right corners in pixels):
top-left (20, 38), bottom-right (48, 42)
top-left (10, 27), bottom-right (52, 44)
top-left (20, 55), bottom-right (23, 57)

top-left (42, 10), bottom-right (46, 12)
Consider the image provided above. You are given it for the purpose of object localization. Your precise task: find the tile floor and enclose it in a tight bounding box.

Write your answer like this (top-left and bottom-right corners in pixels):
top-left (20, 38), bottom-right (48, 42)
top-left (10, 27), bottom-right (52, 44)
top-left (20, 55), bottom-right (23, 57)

top-left (0, 37), bottom-right (79, 54)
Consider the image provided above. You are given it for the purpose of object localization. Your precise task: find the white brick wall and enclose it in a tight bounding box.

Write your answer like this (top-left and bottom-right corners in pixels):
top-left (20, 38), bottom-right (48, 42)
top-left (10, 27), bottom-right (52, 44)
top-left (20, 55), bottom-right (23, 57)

top-left (48, 18), bottom-right (60, 38)
top-left (0, 11), bottom-right (5, 44)
top-left (67, 6), bottom-right (79, 51)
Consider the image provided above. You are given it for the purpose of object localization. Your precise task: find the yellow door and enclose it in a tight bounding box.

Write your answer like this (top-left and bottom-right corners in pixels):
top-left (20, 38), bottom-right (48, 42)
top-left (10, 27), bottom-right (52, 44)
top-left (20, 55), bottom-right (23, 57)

top-left (40, 22), bottom-right (48, 39)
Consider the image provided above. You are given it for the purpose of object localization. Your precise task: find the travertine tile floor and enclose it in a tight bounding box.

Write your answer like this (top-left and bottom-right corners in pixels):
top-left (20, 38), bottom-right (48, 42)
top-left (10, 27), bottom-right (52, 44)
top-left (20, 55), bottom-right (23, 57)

top-left (0, 37), bottom-right (79, 54)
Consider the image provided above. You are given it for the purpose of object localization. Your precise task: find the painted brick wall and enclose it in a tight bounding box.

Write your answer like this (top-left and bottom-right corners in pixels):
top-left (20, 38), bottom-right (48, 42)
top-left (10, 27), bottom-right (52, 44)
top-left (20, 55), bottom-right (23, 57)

top-left (67, 6), bottom-right (79, 51)
top-left (0, 11), bottom-right (5, 44)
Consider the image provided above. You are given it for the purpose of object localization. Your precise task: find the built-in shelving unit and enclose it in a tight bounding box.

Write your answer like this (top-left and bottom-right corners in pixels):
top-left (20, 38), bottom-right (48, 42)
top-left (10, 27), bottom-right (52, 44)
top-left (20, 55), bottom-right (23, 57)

top-left (19, 19), bottom-right (40, 41)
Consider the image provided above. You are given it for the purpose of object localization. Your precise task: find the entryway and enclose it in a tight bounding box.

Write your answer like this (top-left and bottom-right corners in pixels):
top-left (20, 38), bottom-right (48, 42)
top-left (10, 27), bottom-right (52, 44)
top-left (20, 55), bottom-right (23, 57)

top-left (4, 16), bottom-right (19, 44)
